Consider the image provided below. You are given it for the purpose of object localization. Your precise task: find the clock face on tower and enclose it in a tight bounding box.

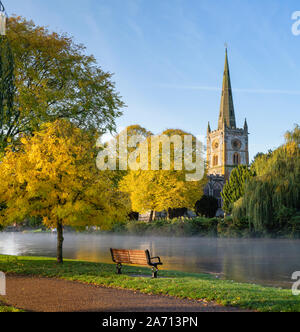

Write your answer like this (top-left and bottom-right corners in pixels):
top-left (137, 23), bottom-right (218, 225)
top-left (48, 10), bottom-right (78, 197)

top-left (232, 139), bottom-right (242, 151)
top-left (212, 140), bottom-right (219, 150)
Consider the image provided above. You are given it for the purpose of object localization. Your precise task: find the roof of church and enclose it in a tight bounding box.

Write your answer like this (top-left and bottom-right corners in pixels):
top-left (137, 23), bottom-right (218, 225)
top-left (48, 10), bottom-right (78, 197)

top-left (218, 48), bottom-right (237, 130)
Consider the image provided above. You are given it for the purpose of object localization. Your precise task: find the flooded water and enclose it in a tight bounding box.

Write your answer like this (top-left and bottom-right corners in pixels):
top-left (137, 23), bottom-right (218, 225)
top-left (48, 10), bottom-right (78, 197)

top-left (0, 232), bottom-right (299, 289)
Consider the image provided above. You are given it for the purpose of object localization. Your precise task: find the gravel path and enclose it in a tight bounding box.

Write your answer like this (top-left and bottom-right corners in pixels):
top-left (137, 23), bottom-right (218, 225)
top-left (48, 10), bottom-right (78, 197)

top-left (1, 275), bottom-right (248, 312)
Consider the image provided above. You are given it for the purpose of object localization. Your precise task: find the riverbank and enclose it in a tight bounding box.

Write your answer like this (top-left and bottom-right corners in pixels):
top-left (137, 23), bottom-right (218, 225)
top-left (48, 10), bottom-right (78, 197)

top-left (108, 217), bottom-right (300, 239)
top-left (0, 255), bottom-right (299, 312)
top-left (3, 215), bottom-right (300, 238)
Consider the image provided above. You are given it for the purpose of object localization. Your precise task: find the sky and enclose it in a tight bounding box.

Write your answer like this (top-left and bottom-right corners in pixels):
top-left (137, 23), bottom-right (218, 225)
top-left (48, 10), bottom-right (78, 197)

top-left (5, 0), bottom-right (300, 160)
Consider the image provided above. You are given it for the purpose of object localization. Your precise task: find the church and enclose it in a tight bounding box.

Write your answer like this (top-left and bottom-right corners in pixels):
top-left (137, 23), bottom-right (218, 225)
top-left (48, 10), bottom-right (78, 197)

top-left (205, 48), bottom-right (250, 211)
top-left (139, 49), bottom-right (250, 221)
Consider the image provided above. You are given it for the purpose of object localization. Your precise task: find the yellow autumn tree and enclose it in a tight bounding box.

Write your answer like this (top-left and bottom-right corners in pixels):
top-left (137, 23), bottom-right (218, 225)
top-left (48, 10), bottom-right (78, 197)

top-left (113, 124), bottom-right (153, 185)
top-left (0, 120), bottom-right (130, 263)
top-left (119, 170), bottom-right (158, 215)
top-left (119, 129), bottom-right (207, 220)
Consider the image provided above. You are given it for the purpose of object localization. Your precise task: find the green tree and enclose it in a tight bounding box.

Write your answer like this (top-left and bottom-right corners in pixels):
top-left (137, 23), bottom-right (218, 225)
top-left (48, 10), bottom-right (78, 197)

top-left (0, 120), bottom-right (130, 263)
top-left (0, 32), bottom-right (14, 151)
top-left (195, 196), bottom-right (219, 218)
top-left (1, 16), bottom-right (124, 150)
top-left (221, 165), bottom-right (255, 214)
top-left (233, 125), bottom-right (300, 233)
top-left (285, 124), bottom-right (300, 146)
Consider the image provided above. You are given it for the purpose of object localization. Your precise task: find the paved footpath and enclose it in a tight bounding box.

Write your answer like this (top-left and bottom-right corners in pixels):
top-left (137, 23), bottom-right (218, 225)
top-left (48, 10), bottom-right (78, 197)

top-left (1, 275), bottom-right (248, 312)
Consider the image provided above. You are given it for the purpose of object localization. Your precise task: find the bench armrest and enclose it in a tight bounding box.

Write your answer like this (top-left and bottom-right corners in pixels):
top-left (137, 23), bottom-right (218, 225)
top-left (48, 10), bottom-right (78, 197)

top-left (150, 256), bottom-right (161, 264)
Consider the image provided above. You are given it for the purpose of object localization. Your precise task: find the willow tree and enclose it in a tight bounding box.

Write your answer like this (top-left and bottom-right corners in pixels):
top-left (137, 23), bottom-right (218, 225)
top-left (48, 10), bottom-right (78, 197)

top-left (0, 120), bottom-right (130, 263)
top-left (233, 125), bottom-right (300, 233)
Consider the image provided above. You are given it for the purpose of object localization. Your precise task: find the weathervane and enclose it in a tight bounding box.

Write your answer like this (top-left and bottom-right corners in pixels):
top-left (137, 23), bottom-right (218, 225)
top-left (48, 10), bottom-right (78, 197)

top-left (224, 42), bottom-right (228, 50)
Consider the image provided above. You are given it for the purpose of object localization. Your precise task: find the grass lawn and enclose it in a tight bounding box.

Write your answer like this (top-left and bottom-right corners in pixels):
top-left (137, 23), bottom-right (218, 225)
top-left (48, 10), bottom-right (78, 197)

top-left (0, 303), bottom-right (22, 312)
top-left (0, 254), bottom-right (299, 312)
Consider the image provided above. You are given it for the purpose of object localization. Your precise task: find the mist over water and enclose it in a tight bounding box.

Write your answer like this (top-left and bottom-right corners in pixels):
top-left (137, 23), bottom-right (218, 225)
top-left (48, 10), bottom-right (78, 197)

top-left (0, 232), bottom-right (299, 289)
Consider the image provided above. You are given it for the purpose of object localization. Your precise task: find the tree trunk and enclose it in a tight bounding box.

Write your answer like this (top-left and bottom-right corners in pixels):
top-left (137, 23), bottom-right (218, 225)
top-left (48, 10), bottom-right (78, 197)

top-left (57, 221), bottom-right (64, 264)
top-left (149, 210), bottom-right (154, 223)
top-left (167, 209), bottom-right (171, 220)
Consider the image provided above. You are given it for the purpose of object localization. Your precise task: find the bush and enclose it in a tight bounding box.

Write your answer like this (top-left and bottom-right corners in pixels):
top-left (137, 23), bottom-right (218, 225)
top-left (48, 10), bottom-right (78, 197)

top-left (111, 217), bottom-right (219, 237)
top-left (110, 212), bottom-right (300, 238)
top-left (218, 217), bottom-right (251, 238)
top-left (110, 221), bottom-right (127, 233)
top-left (126, 221), bottom-right (151, 235)
top-left (184, 218), bottom-right (218, 236)
top-left (289, 215), bottom-right (300, 237)
top-left (195, 196), bottom-right (219, 218)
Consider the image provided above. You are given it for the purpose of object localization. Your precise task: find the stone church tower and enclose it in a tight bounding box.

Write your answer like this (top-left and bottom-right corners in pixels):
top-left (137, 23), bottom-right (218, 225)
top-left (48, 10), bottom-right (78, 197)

top-left (205, 49), bottom-right (249, 209)
top-left (207, 48), bottom-right (249, 180)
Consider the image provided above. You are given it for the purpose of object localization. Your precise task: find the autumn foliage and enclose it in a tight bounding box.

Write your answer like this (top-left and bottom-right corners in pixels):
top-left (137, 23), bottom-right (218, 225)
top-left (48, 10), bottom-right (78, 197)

top-left (0, 16), bottom-right (124, 150)
top-left (119, 128), bottom-right (207, 219)
top-left (0, 120), bottom-right (130, 262)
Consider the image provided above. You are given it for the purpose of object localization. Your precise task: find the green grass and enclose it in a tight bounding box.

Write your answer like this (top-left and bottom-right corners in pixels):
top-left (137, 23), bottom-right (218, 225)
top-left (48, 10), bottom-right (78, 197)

top-left (0, 255), bottom-right (299, 312)
top-left (0, 303), bottom-right (23, 312)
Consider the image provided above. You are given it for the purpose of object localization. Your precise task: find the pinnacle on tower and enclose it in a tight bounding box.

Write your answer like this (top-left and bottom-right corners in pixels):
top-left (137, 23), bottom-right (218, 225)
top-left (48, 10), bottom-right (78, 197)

top-left (207, 122), bottom-right (211, 135)
top-left (244, 118), bottom-right (248, 132)
top-left (218, 48), bottom-right (237, 130)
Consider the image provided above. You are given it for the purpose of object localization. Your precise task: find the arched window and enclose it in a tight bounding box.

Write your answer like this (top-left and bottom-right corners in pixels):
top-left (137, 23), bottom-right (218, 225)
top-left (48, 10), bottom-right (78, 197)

top-left (213, 155), bottom-right (218, 167)
top-left (233, 153), bottom-right (241, 165)
top-left (204, 185), bottom-right (210, 197)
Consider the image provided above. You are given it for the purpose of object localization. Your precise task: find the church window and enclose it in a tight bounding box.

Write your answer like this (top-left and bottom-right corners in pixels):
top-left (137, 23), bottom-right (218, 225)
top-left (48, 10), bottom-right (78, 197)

top-left (232, 139), bottom-right (241, 150)
top-left (213, 155), bottom-right (218, 166)
top-left (233, 153), bottom-right (241, 165)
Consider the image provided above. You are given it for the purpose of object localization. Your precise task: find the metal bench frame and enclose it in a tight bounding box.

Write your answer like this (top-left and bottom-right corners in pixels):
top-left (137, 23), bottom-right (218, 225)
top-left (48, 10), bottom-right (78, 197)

top-left (110, 249), bottom-right (163, 278)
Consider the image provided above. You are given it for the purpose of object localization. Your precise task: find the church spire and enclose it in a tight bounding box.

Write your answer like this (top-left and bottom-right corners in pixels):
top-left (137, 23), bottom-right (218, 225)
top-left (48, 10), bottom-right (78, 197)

top-left (218, 48), bottom-right (236, 130)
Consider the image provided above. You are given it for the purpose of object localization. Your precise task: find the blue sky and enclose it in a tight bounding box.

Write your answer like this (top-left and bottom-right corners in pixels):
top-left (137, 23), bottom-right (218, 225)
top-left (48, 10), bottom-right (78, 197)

top-left (6, 0), bottom-right (300, 159)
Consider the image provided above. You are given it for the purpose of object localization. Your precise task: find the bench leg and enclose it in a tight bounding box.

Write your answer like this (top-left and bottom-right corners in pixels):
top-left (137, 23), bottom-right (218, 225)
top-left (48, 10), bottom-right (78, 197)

top-left (116, 264), bottom-right (122, 275)
top-left (152, 266), bottom-right (158, 279)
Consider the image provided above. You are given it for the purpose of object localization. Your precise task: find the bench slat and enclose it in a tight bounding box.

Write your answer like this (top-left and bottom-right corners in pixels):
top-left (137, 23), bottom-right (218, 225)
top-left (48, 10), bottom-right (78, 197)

top-left (111, 248), bottom-right (162, 278)
top-left (111, 249), bottom-right (149, 265)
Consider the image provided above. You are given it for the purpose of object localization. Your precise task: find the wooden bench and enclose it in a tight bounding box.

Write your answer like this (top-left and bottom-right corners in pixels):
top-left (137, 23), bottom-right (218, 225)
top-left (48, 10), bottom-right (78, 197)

top-left (110, 249), bottom-right (163, 278)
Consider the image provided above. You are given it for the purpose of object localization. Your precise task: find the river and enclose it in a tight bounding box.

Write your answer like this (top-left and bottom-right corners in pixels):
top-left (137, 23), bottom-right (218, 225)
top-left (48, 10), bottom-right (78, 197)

top-left (0, 232), bottom-right (299, 289)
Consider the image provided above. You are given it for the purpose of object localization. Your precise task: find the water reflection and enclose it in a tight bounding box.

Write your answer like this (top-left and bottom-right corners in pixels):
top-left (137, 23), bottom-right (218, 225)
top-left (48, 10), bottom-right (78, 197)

top-left (0, 233), bottom-right (299, 288)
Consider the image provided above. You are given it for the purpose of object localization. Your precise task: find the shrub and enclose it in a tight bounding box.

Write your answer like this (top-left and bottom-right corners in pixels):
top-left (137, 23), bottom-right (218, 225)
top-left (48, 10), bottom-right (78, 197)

top-left (288, 214), bottom-right (300, 237)
top-left (126, 221), bottom-right (151, 235)
top-left (195, 196), bottom-right (219, 218)
top-left (218, 216), bottom-right (251, 238)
